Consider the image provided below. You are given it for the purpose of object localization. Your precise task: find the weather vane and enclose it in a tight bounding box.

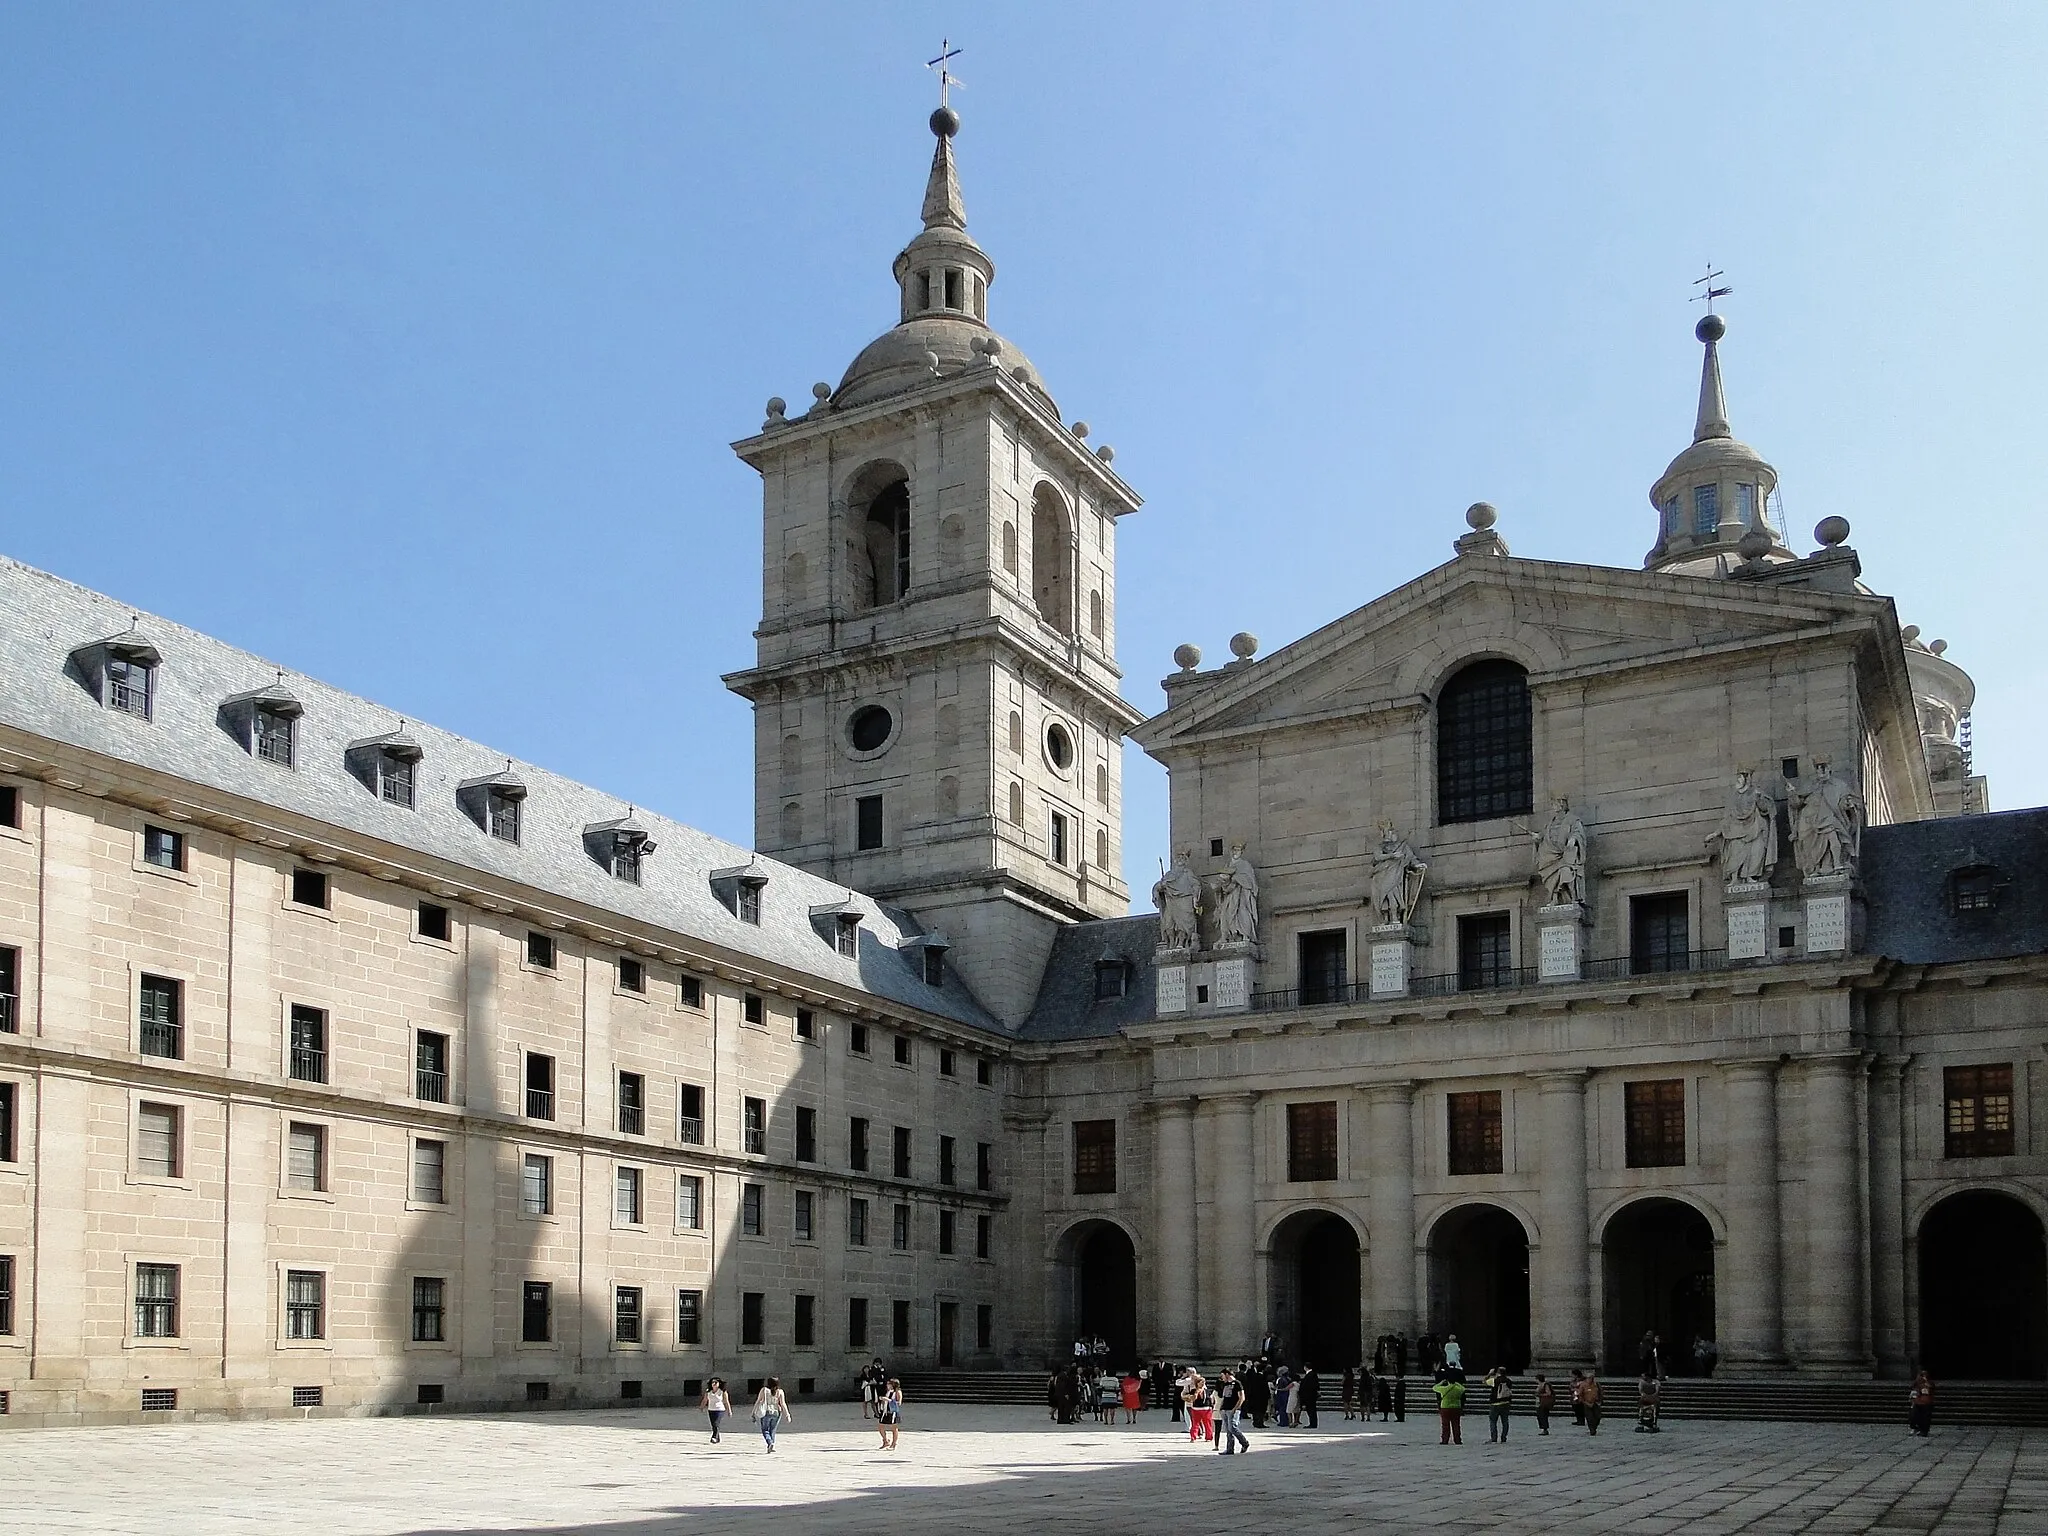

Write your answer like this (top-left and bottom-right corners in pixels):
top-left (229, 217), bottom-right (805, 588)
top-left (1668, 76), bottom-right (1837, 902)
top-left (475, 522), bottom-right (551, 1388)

top-left (927, 39), bottom-right (963, 107)
top-left (1692, 264), bottom-right (1733, 313)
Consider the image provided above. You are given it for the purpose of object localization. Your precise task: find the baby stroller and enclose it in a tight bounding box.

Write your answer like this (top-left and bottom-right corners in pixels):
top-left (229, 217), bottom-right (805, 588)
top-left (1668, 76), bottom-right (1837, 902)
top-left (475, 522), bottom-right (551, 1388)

top-left (1633, 1376), bottom-right (1661, 1432)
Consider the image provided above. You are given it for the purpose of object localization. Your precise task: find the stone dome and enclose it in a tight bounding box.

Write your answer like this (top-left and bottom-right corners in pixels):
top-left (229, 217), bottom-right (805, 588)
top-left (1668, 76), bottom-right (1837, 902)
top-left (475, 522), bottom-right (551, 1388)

top-left (833, 315), bottom-right (1056, 413)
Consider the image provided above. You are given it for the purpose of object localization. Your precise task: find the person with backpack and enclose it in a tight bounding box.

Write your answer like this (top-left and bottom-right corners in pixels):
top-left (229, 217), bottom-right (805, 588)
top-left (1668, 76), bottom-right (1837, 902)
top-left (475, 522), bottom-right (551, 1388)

top-left (1484, 1366), bottom-right (1513, 1442)
top-left (1909, 1371), bottom-right (1935, 1436)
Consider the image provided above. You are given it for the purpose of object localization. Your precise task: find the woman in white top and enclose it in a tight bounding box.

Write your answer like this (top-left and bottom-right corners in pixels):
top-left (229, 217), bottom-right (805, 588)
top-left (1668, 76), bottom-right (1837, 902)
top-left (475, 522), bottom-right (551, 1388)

top-left (752, 1377), bottom-right (792, 1452)
top-left (700, 1378), bottom-right (730, 1443)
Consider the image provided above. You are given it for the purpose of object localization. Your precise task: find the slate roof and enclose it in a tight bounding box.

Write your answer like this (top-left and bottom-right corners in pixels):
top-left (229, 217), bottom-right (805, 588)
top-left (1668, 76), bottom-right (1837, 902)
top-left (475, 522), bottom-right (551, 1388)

top-left (1863, 808), bottom-right (2048, 966)
top-left (1019, 914), bottom-right (1159, 1042)
top-left (0, 555), bottom-right (1003, 1035)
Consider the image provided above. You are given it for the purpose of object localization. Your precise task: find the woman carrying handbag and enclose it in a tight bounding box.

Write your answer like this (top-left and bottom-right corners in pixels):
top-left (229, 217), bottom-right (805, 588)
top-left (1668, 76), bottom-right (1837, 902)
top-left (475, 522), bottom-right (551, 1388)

top-left (751, 1376), bottom-right (792, 1453)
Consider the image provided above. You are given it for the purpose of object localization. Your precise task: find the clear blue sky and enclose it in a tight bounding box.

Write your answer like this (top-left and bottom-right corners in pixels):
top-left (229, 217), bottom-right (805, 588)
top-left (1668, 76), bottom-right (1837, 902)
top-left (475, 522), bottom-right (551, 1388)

top-left (4, 4), bottom-right (2043, 902)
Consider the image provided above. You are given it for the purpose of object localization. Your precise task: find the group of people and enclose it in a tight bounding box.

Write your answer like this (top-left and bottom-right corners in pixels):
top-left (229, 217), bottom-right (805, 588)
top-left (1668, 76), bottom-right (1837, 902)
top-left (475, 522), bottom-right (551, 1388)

top-left (1046, 1360), bottom-right (1144, 1424)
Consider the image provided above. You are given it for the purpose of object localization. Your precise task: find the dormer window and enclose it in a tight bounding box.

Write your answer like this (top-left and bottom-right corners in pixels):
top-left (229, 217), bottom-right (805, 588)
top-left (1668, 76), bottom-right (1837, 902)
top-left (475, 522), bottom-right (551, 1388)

top-left (836, 914), bottom-right (860, 958)
top-left (70, 629), bottom-right (163, 720)
top-left (712, 862), bottom-right (769, 923)
top-left (107, 654), bottom-right (154, 717)
top-left (221, 683), bottom-right (303, 767)
top-left (903, 934), bottom-right (950, 988)
top-left (1951, 864), bottom-right (2005, 914)
top-left (488, 789), bottom-right (521, 843)
top-left (345, 731), bottom-right (424, 809)
top-left (737, 882), bottom-right (761, 923)
top-left (458, 769), bottom-right (528, 845)
top-left (586, 817), bottom-right (656, 885)
top-left (255, 706), bottom-right (295, 766)
top-left (1094, 955), bottom-right (1131, 1000)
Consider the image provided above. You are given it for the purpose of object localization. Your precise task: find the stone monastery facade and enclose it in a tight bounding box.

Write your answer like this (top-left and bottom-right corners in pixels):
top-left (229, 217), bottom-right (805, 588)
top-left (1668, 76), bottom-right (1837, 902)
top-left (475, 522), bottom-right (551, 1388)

top-left (0, 106), bottom-right (2043, 1426)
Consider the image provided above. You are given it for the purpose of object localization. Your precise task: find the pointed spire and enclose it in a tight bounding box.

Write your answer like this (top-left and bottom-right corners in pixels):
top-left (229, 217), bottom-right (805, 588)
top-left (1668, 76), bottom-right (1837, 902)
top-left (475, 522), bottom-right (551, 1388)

top-left (920, 107), bottom-right (967, 232)
top-left (1694, 312), bottom-right (1731, 441)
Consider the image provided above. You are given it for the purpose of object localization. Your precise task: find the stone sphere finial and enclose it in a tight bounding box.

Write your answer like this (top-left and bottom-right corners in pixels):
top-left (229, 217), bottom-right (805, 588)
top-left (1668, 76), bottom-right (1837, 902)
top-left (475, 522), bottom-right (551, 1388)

top-left (1071, 421), bottom-right (1090, 439)
top-left (811, 382), bottom-right (831, 402)
top-left (1696, 312), bottom-right (1727, 344)
top-left (1930, 638), bottom-right (1948, 656)
top-left (1465, 501), bottom-right (1497, 531)
top-left (982, 336), bottom-right (1003, 358)
top-left (764, 396), bottom-right (787, 419)
top-left (924, 350), bottom-right (942, 375)
top-left (1814, 515), bottom-right (1851, 548)
top-left (1094, 444), bottom-right (1115, 464)
top-left (1901, 624), bottom-right (1921, 645)
top-left (1172, 643), bottom-right (1202, 673)
top-left (931, 105), bottom-right (960, 139)
top-left (1229, 632), bottom-right (1259, 661)
top-left (1737, 528), bottom-right (1771, 562)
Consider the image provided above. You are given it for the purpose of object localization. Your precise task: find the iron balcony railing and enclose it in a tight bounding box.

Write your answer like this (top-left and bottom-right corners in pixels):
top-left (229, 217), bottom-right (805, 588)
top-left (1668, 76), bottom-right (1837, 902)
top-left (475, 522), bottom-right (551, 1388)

top-left (525, 1087), bottom-right (555, 1121)
top-left (416, 1066), bottom-right (448, 1104)
top-left (0, 993), bottom-right (16, 1033)
top-left (289, 1046), bottom-right (327, 1084)
top-left (1250, 949), bottom-right (1732, 1014)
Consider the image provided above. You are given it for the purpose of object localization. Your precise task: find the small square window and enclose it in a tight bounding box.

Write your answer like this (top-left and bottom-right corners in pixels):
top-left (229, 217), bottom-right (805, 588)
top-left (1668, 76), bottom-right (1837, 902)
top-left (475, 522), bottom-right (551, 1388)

top-left (290, 869), bottom-right (329, 910)
top-left (1777, 926), bottom-right (1796, 949)
top-left (142, 825), bottom-right (184, 871)
top-left (525, 1380), bottom-right (550, 1402)
top-left (417, 901), bottom-right (451, 942)
top-left (795, 1008), bottom-right (815, 1040)
top-left (893, 1035), bottom-right (912, 1067)
top-left (678, 974), bottom-right (704, 1009)
top-left (526, 932), bottom-right (556, 970)
top-left (1209, 837), bottom-right (1225, 858)
top-left (618, 957), bottom-right (646, 994)
top-left (850, 1024), bottom-right (870, 1055)
top-left (620, 1379), bottom-right (642, 1400)
top-left (743, 993), bottom-right (764, 1027)
top-left (417, 1383), bottom-right (444, 1405)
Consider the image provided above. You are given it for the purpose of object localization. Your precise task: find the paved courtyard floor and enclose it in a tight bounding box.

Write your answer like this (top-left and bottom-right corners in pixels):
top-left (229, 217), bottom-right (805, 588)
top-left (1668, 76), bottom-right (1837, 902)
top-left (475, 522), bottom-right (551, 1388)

top-left (3, 1403), bottom-right (2047, 1536)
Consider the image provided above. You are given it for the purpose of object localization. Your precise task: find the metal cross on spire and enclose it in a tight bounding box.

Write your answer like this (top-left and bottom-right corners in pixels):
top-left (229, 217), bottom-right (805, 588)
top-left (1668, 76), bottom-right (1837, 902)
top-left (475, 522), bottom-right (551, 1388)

top-left (1692, 264), bottom-right (1734, 313)
top-left (926, 39), bottom-right (963, 106)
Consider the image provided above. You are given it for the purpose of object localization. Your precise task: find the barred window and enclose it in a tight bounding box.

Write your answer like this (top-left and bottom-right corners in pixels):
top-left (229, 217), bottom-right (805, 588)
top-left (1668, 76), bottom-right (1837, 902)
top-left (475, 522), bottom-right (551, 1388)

top-left (1447, 1090), bottom-right (1504, 1176)
top-left (134, 1262), bottom-right (179, 1338)
top-left (678, 1083), bottom-right (704, 1145)
top-left (411, 1276), bottom-right (446, 1343)
top-left (524, 1054), bottom-right (554, 1121)
top-left (1945, 1064), bottom-right (2015, 1159)
top-left (614, 1286), bottom-right (643, 1345)
top-left (0, 1254), bottom-right (12, 1335)
top-left (676, 1288), bottom-right (703, 1345)
top-left (1073, 1119), bottom-right (1117, 1194)
top-left (1286, 1101), bottom-right (1339, 1182)
top-left (285, 1271), bottom-right (325, 1340)
top-left (617, 1071), bottom-right (645, 1136)
top-left (1624, 1079), bottom-right (1686, 1168)
top-left (415, 1031), bottom-right (449, 1103)
top-left (288, 1005), bottom-right (327, 1084)
top-left (1457, 912), bottom-right (1514, 990)
top-left (1436, 660), bottom-right (1533, 825)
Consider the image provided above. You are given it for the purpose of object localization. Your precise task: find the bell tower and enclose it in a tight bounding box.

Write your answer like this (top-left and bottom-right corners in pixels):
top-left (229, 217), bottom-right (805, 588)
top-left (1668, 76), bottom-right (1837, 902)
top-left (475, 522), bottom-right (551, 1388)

top-left (724, 104), bottom-right (1143, 1024)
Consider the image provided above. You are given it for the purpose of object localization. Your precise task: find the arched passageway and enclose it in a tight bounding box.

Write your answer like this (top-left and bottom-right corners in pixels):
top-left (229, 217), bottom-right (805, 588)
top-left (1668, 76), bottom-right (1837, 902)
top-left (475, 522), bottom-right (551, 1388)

top-left (1057, 1221), bottom-right (1138, 1368)
top-left (1921, 1191), bottom-right (2047, 1379)
top-left (1602, 1198), bottom-right (1716, 1375)
top-left (1267, 1212), bottom-right (1361, 1370)
top-left (1428, 1204), bottom-right (1530, 1372)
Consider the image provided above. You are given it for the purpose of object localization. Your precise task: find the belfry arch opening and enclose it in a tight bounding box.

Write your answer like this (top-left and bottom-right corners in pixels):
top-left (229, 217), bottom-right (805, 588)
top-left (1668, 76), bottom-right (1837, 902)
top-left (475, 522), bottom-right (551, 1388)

top-left (1030, 484), bottom-right (1073, 635)
top-left (1267, 1210), bottom-right (1361, 1372)
top-left (1053, 1220), bottom-right (1138, 1368)
top-left (1601, 1198), bottom-right (1716, 1375)
top-left (847, 466), bottom-right (910, 610)
top-left (1428, 1204), bottom-right (1530, 1373)
top-left (1920, 1190), bottom-right (2047, 1379)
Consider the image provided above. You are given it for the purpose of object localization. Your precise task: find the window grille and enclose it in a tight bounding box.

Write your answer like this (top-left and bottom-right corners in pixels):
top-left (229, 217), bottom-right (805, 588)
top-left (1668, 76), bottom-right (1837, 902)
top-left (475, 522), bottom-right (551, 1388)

top-left (135, 1263), bottom-right (179, 1338)
top-left (617, 1072), bottom-right (645, 1135)
top-left (138, 974), bottom-right (182, 1059)
top-left (288, 1005), bottom-right (327, 1083)
top-left (1436, 660), bottom-right (1533, 824)
top-left (292, 1386), bottom-right (323, 1408)
top-left (1286, 1101), bottom-right (1339, 1182)
top-left (1693, 483), bottom-right (1719, 535)
top-left (525, 1054), bottom-right (554, 1120)
top-left (1072, 1120), bottom-right (1117, 1194)
top-left (1447, 1091), bottom-right (1504, 1175)
top-left (676, 1289), bottom-right (702, 1345)
top-left (1624, 1080), bottom-right (1687, 1168)
top-left (1945, 1064), bottom-right (2015, 1158)
top-left (140, 1388), bottom-right (177, 1411)
top-left (614, 1286), bottom-right (642, 1345)
top-left (411, 1277), bottom-right (445, 1342)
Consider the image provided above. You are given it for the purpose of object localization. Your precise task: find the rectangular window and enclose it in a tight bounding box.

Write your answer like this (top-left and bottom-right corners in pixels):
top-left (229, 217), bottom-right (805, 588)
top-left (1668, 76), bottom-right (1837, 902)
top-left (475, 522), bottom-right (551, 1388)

top-left (923, 947), bottom-right (946, 986)
top-left (977, 1142), bottom-right (993, 1191)
top-left (1630, 893), bottom-right (1691, 975)
top-left (412, 1138), bottom-right (446, 1204)
top-left (615, 1286), bottom-right (643, 1345)
top-left (617, 1071), bottom-right (645, 1136)
top-left (848, 1196), bottom-right (869, 1246)
top-left (676, 1289), bottom-right (703, 1345)
top-left (856, 795), bottom-right (884, 851)
top-left (1457, 912), bottom-right (1514, 991)
top-left (893, 1125), bottom-right (913, 1179)
top-left (939, 1135), bottom-right (956, 1186)
top-left (0, 786), bottom-right (17, 829)
top-left (142, 825), bottom-right (184, 871)
top-left (521, 1281), bottom-right (551, 1343)
top-left (285, 1270), bottom-right (325, 1341)
top-left (1945, 1064), bottom-right (2016, 1158)
top-left (487, 789), bottom-right (521, 844)
top-left (678, 1083), bottom-right (705, 1145)
top-left (976, 1212), bottom-right (992, 1260)
top-left (134, 1262), bottom-right (179, 1338)
top-left (938, 1209), bottom-right (955, 1255)
top-left (138, 974), bottom-right (182, 1059)
top-left (0, 945), bottom-right (16, 1033)
top-left (742, 1182), bottom-right (764, 1236)
top-left (411, 1277), bottom-right (445, 1342)
top-left (794, 1293), bottom-right (815, 1347)
top-left (614, 1166), bottom-right (643, 1225)
top-left (525, 1053), bottom-right (555, 1120)
top-left (1447, 1090), bottom-right (1505, 1176)
top-left (1050, 811), bottom-right (1070, 866)
top-left (850, 1116), bottom-right (871, 1172)
top-left (1287, 1101), bottom-right (1340, 1182)
top-left (521, 1153), bottom-right (553, 1217)
top-left (736, 883), bottom-right (762, 925)
top-left (847, 1296), bottom-right (869, 1349)
top-left (415, 1031), bottom-right (449, 1103)
top-left (743, 993), bottom-right (764, 1026)
top-left (892, 1298), bottom-right (911, 1349)
top-left (1073, 1119), bottom-right (1117, 1194)
top-left (851, 1024), bottom-right (870, 1055)
top-left (794, 1190), bottom-right (815, 1240)
top-left (0, 1083), bottom-right (14, 1163)
top-left (795, 1106), bottom-right (817, 1162)
top-left (1693, 482), bottom-right (1719, 535)
top-left (977, 1303), bottom-right (993, 1350)
top-left (1735, 482), bottom-right (1758, 526)
top-left (741, 1291), bottom-right (765, 1348)
top-left (618, 956), bottom-right (646, 994)
top-left (676, 1174), bottom-right (703, 1230)
top-left (977, 1057), bottom-right (993, 1087)
top-left (835, 919), bottom-right (859, 958)
top-left (0, 1255), bottom-right (14, 1335)
top-left (743, 1097), bottom-right (766, 1155)
top-left (796, 1007), bottom-right (816, 1040)
top-left (377, 752), bottom-right (414, 807)
top-left (106, 655), bottom-right (153, 717)
top-left (1624, 1079), bottom-right (1687, 1168)
top-left (940, 1048), bottom-right (957, 1077)
top-left (290, 868), bottom-right (329, 909)
top-left (288, 1004), bottom-right (327, 1084)
top-left (894, 1034), bottom-right (913, 1066)
top-left (136, 1102), bottom-right (180, 1177)
top-left (1297, 930), bottom-right (1348, 1005)
top-left (416, 900), bottom-right (451, 942)
top-left (678, 974), bottom-right (703, 1008)
top-left (254, 706), bottom-right (294, 766)
top-left (526, 931), bottom-right (555, 969)
top-left (287, 1122), bottom-right (327, 1192)
top-left (892, 1202), bottom-right (910, 1251)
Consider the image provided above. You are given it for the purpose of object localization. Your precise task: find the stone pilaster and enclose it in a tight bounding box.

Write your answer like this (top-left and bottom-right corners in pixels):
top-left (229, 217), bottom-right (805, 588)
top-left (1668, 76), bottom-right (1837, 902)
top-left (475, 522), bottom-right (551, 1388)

top-left (1003, 1108), bottom-right (1051, 1364)
top-left (1530, 1070), bottom-right (1591, 1363)
top-left (1799, 1051), bottom-right (1870, 1374)
top-left (1200, 1092), bottom-right (1258, 1357)
top-left (1147, 1097), bottom-right (1198, 1358)
top-left (1720, 1058), bottom-right (1785, 1368)
top-left (1364, 1081), bottom-right (1418, 1339)
top-left (1867, 1055), bottom-right (1911, 1378)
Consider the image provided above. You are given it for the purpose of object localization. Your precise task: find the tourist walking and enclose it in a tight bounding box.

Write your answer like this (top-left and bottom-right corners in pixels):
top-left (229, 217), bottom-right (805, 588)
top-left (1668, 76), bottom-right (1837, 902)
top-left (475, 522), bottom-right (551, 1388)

top-left (1218, 1370), bottom-right (1251, 1455)
top-left (1534, 1373), bottom-right (1554, 1435)
top-left (1485, 1367), bottom-right (1513, 1442)
top-left (1186, 1374), bottom-right (1216, 1444)
top-left (1909, 1371), bottom-right (1935, 1436)
top-left (1433, 1372), bottom-right (1467, 1445)
top-left (752, 1377), bottom-right (792, 1452)
top-left (700, 1378), bottom-right (730, 1443)
top-left (1583, 1374), bottom-right (1603, 1436)
top-left (878, 1378), bottom-right (903, 1450)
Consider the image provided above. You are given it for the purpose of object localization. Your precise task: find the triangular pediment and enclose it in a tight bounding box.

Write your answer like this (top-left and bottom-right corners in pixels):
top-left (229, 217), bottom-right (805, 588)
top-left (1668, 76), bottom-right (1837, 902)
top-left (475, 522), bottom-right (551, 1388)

top-left (1134, 554), bottom-right (1890, 752)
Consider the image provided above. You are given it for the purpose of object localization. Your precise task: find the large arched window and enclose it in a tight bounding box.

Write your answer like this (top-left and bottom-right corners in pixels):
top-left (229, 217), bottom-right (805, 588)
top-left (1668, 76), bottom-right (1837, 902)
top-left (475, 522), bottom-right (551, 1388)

top-left (845, 465), bottom-right (910, 611)
top-left (1031, 484), bottom-right (1073, 635)
top-left (1436, 659), bottom-right (1533, 824)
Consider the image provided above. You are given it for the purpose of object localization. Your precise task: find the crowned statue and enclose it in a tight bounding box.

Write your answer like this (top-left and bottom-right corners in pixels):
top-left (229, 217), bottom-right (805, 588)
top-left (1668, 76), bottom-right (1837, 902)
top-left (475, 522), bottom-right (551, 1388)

top-left (1368, 823), bottom-right (1429, 927)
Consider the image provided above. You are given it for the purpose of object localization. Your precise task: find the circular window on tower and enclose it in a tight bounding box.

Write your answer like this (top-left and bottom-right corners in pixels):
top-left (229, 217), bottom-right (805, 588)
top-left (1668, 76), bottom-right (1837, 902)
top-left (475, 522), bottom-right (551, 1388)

top-left (845, 704), bottom-right (897, 758)
top-left (1044, 720), bottom-right (1076, 776)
